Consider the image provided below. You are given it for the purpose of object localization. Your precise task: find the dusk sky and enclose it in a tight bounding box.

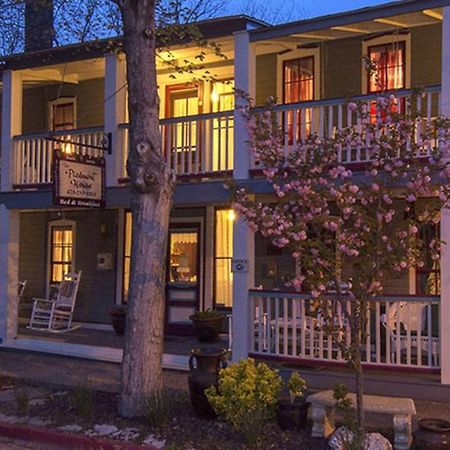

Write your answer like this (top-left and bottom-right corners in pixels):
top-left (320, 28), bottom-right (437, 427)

top-left (301, 0), bottom-right (396, 18)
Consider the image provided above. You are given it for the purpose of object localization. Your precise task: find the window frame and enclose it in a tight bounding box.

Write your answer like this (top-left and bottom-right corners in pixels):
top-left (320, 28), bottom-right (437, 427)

top-left (213, 207), bottom-right (234, 310)
top-left (48, 97), bottom-right (77, 131)
top-left (362, 33), bottom-right (411, 95)
top-left (47, 219), bottom-right (76, 293)
top-left (276, 48), bottom-right (321, 104)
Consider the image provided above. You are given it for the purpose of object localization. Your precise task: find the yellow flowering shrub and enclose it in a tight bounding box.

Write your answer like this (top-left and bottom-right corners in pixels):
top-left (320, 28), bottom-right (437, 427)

top-left (205, 358), bottom-right (282, 446)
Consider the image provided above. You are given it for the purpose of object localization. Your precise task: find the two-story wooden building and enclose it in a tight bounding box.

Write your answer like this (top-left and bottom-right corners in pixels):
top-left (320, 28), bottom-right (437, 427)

top-left (1, 0), bottom-right (450, 393)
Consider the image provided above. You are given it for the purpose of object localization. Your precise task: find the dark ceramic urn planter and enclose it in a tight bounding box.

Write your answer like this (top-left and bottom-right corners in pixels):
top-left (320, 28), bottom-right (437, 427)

top-left (190, 314), bottom-right (224, 343)
top-left (188, 347), bottom-right (228, 419)
top-left (110, 307), bottom-right (127, 336)
top-left (414, 418), bottom-right (450, 449)
top-left (277, 399), bottom-right (309, 431)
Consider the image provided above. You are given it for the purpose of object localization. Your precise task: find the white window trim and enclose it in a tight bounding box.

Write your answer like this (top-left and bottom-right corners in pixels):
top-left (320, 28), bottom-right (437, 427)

top-left (276, 47), bottom-right (321, 104)
top-left (361, 33), bottom-right (411, 95)
top-left (48, 96), bottom-right (77, 131)
top-left (46, 219), bottom-right (77, 295)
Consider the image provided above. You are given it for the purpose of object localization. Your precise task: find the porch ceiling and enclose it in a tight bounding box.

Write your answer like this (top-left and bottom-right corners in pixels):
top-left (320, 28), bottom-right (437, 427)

top-left (252, 0), bottom-right (448, 52)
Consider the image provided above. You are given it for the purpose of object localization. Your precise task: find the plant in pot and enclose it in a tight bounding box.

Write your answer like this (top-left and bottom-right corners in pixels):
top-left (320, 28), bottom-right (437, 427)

top-left (277, 372), bottom-right (308, 431)
top-left (189, 309), bottom-right (224, 343)
top-left (109, 305), bottom-right (127, 336)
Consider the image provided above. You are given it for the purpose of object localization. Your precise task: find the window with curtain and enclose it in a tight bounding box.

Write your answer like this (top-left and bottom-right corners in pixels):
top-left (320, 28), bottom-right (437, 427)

top-left (50, 98), bottom-right (76, 131)
top-left (368, 42), bottom-right (406, 93)
top-left (416, 222), bottom-right (440, 295)
top-left (283, 56), bottom-right (314, 144)
top-left (49, 222), bottom-right (74, 284)
top-left (214, 209), bottom-right (234, 308)
top-left (123, 211), bottom-right (132, 303)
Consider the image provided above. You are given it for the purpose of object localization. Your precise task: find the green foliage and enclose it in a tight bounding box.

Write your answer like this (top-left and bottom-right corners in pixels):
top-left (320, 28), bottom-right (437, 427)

top-left (142, 390), bottom-right (171, 429)
top-left (69, 381), bottom-right (93, 419)
top-left (205, 358), bottom-right (283, 447)
top-left (14, 386), bottom-right (29, 416)
top-left (287, 372), bottom-right (307, 404)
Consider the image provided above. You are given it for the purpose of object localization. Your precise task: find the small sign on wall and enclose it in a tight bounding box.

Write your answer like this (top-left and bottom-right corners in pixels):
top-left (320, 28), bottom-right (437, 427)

top-left (232, 259), bottom-right (249, 274)
top-left (54, 150), bottom-right (105, 209)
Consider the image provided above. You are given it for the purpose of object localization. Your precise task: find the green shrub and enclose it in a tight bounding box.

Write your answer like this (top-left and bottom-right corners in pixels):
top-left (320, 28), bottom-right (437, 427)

top-left (142, 390), bottom-right (171, 429)
top-left (205, 358), bottom-right (282, 447)
top-left (69, 381), bottom-right (93, 419)
top-left (287, 372), bottom-right (307, 404)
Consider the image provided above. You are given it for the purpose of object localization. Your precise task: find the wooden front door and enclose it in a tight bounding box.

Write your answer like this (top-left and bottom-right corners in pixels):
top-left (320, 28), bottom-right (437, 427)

top-left (166, 224), bottom-right (201, 335)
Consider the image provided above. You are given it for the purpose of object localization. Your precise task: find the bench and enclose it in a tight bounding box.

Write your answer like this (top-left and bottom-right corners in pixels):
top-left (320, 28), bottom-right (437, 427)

top-left (306, 390), bottom-right (416, 450)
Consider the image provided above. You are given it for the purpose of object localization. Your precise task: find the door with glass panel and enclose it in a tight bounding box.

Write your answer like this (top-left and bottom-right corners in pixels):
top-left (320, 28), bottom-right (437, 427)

top-left (167, 87), bottom-right (200, 174)
top-left (166, 225), bottom-right (200, 334)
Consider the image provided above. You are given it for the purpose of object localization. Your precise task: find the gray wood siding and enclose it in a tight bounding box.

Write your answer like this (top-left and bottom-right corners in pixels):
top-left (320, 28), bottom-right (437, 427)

top-left (19, 209), bottom-right (117, 324)
top-left (22, 78), bottom-right (104, 134)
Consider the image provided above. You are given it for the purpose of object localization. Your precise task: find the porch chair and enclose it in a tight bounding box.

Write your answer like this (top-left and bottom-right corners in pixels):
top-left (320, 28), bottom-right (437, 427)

top-left (28, 271), bottom-right (82, 333)
top-left (381, 301), bottom-right (439, 366)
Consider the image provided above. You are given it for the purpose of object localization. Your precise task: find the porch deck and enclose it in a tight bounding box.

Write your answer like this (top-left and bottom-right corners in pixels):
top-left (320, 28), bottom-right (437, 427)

top-left (10, 324), bottom-right (229, 370)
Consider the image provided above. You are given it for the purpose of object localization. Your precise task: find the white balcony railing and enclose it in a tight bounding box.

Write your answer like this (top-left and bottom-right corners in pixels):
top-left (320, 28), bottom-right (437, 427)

top-left (252, 85), bottom-right (441, 166)
top-left (119, 110), bottom-right (234, 179)
top-left (249, 290), bottom-right (440, 370)
top-left (12, 127), bottom-right (105, 187)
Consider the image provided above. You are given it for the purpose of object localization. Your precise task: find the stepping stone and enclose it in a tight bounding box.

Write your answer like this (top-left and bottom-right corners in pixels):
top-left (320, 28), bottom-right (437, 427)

top-left (59, 424), bottom-right (83, 432)
top-left (143, 435), bottom-right (166, 449)
top-left (93, 424), bottom-right (119, 436)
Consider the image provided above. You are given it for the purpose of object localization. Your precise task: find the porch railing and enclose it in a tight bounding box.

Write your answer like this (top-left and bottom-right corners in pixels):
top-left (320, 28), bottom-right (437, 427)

top-left (119, 109), bottom-right (234, 178)
top-left (12, 127), bottom-right (105, 187)
top-left (249, 290), bottom-right (440, 370)
top-left (252, 85), bottom-right (441, 166)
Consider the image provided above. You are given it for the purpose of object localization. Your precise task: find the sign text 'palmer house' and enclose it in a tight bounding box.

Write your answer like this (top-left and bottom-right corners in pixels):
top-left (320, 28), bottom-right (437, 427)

top-left (54, 151), bottom-right (106, 209)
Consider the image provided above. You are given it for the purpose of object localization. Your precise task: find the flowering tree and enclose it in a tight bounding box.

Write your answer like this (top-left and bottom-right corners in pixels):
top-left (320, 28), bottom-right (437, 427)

top-left (233, 94), bottom-right (450, 433)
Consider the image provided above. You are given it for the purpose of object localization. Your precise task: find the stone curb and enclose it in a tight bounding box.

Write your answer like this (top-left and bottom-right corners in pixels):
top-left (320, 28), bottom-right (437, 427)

top-left (0, 421), bottom-right (159, 450)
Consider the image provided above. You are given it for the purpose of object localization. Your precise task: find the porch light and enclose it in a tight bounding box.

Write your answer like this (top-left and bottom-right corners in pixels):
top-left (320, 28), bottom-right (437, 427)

top-left (228, 210), bottom-right (236, 222)
top-left (211, 88), bottom-right (219, 104)
top-left (62, 139), bottom-right (74, 155)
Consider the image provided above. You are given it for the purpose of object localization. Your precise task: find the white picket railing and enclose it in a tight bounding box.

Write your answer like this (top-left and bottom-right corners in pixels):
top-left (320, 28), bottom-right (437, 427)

top-left (119, 110), bottom-right (234, 178)
top-left (12, 127), bottom-right (105, 187)
top-left (252, 85), bottom-right (441, 166)
top-left (249, 290), bottom-right (440, 369)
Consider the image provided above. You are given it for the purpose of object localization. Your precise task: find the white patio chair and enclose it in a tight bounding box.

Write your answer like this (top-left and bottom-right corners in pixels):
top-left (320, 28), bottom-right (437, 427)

top-left (28, 271), bottom-right (82, 333)
top-left (381, 301), bottom-right (439, 366)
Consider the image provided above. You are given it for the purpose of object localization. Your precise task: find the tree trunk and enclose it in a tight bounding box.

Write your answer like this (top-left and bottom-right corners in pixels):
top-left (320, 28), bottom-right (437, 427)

top-left (117, 0), bottom-right (175, 418)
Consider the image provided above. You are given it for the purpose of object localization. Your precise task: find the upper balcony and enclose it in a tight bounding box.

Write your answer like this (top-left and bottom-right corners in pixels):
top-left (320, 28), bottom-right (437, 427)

top-left (2, 1), bottom-right (449, 192)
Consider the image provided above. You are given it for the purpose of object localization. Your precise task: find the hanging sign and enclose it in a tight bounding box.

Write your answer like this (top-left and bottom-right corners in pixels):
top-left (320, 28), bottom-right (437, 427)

top-left (54, 150), bottom-right (106, 209)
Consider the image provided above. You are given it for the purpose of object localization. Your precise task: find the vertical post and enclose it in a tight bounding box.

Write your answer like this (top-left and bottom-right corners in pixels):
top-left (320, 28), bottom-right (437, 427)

top-left (233, 30), bottom-right (256, 180)
top-left (442, 7), bottom-right (450, 117)
top-left (0, 206), bottom-right (20, 343)
top-left (441, 208), bottom-right (450, 383)
top-left (104, 54), bottom-right (127, 187)
top-left (440, 7), bottom-right (450, 384)
top-left (232, 31), bottom-right (256, 361)
top-left (1, 70), bottom-right (22, 192)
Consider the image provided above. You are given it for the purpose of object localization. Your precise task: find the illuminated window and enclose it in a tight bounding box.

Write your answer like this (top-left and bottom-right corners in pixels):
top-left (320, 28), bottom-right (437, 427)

top-left (214, 209), bottom-right (234, 308)
top-left (211, 80), bottom-right (234, 171)
top-left (48, 220), bottom-right (75, 284)
top-left (49, 97), bottom-right (76, 131)
top-left (368, 42), bottom-right (406, 93)
top-left (283, 56), bottom-right (314, 144)
top-left (123, 211), bottom-right (132, 303)
top-left (169, 231), bottom-right (198, 283)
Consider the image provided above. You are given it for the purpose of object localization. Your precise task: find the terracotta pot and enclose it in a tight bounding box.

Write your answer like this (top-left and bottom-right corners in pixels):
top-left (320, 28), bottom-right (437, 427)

top-left (188, 347), bottom-right (228, 419)
top-left (190, 315), bottom-right (224, 343)
top-left (414, 418), bottom-right (450, 449)
top-left (277, 399), bottom-right (309, 431)
top-left (110, 310), bottom-right (126, 336)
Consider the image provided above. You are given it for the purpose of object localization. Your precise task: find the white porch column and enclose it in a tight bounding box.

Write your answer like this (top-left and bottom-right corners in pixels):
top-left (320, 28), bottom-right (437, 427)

top-left (1, 70), bottom-right (22, 192)
top-left (233, 30), bottom-right (256, 180)
top-left (442, 7), bottom-right (450, 117)
top-left (0, 206), bottom-right (20, 343)
top-left (440, 7), bottom-right (450, 385)
top-left (104, 54), bottom-right (127, 187)
top-left (232, 31), bottom-right (256, 361)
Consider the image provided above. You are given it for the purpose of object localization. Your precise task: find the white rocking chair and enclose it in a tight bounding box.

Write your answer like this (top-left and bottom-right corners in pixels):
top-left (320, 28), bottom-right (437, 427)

top-left (28, 271), bottom-right (82, 333)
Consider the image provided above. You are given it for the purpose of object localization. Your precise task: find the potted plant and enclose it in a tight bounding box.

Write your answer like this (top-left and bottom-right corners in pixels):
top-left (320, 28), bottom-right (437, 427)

top-left (109, 305), bottom-right (127, 336)
top-left (277, 372), bottom-right (308, 431)
top-left (189, 309), bottom-right (224, 343)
